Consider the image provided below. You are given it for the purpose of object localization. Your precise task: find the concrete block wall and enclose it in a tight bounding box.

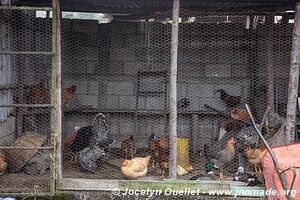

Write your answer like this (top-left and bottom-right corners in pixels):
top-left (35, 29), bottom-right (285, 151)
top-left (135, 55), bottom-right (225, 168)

top-left (62, 20), bottom-right (292, 149)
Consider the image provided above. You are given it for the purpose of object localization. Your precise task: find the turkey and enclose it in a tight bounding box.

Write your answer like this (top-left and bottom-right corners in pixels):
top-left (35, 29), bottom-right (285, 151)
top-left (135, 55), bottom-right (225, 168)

top-left (76, 113), bottom-right (115, 172)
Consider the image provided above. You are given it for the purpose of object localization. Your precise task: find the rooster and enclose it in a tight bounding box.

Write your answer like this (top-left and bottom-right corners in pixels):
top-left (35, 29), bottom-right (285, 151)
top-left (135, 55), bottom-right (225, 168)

top-left (121, 135), bottom-right (136, 159)
top-left (215, 89), bottom-right (241, 107)
top-left (204, 137), bottom-right (236, 179)
top-left (63, 85), bottom-right (77, 107)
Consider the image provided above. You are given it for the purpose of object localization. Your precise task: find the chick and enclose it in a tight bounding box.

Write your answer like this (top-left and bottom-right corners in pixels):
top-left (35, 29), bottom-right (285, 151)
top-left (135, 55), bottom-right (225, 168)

top-left (121, 156), bottom-right (151, 180)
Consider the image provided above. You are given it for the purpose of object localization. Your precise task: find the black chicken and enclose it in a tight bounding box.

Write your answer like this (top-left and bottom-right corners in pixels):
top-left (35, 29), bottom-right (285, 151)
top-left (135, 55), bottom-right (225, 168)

top-left (233, 167), bottom-right (263, 186)
top-left (177, 98), bottom-right (190, 110)
top-left (215, 89), bottom-right (241, 107)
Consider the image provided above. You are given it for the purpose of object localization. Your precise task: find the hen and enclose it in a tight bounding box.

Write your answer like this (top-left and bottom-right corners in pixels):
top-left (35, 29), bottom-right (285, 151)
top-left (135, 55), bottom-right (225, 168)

top-left (121, 135), bottom-right (136, 159)
top-left (63, 85), bottom-right (77, 107)
top-left (230, 108), bottom-right (250, 123)
top-left (121, 156), bottom-right (151, 179)
top-left (215, 89), bottom-right (241, 107)
top-left (0, 151), bottom-right (7, 175)
top-left (245, 145), bottom-right (266, 173)
top-left (148, 133), bottom-right (159, 168)
top-left (204, 137), bottom-right (236, 179)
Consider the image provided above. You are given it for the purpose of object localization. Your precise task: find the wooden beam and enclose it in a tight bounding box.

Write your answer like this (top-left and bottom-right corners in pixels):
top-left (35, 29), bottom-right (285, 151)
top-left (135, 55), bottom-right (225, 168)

top-left (51, 0), bottom-right (62, 195)
top-left (169, 0), bottom-right (180, 180)
top-left (285, 2), bottom-right (300, 144)
top-left (57, 178), bottom-right (266, 198)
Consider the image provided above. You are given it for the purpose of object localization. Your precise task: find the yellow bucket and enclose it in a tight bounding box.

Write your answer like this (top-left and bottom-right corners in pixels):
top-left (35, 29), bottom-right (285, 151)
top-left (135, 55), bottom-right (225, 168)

top-left (177, 138), bottom-right (193, 172)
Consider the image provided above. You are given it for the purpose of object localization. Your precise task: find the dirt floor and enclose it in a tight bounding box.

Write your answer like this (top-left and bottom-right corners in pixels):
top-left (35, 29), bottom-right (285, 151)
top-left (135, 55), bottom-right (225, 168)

top-left (0, 173), bottom-right (50, 193)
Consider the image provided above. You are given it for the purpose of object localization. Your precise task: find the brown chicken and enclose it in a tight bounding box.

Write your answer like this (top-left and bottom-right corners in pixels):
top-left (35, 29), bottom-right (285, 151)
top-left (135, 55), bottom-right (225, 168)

top-left (215, 89), bottom-right (241, 107)
top-left (155, 135), bottom-right (170, 178)
top-left (121, 135), bottom-right (136, 159)
top-left (30, 81), bottom-right (49, 104)
top-left (245, 145), bottom-right (266, 173)
top-left (0, 151), bottom-right (7, 175)
top-left (230, 108), bottom-right (250, 123)
top-left (63, 85), bottom-right (77, 107)
top-left (148, 133), bottom-right (159, 168)
top-left (121, 156), bottom-right (151, 179)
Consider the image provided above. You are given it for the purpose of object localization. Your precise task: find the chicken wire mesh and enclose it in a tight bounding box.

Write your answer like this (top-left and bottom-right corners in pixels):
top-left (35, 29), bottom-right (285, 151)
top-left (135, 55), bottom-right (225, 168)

top-left (0, 9), bottom-right (52, 194)
top-left (60, 9), bottom-right (294, 188)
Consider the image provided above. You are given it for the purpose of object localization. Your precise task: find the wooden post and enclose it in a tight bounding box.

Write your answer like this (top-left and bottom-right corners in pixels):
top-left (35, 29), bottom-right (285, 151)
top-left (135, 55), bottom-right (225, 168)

top-left (285, 2), bottom-right (300, 144)
top-left (51, 0), bottom-right (62, 195)
top-left (169, 0), bottom-right (180, 179)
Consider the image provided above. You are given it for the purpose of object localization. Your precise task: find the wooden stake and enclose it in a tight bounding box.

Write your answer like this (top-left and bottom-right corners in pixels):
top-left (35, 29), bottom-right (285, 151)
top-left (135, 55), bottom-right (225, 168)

top-left (169, 0), bottom-right (180, 179)
top-left (285, 2), bottom-right (300, 144)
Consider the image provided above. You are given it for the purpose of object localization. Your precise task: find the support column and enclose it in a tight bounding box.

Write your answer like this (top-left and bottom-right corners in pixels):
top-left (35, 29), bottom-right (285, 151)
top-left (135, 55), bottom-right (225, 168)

top-left (169, 0), bottom-right (180, 179)
top-left (51, 0), bottom-right (62, 195)
top-left (285, 2), bottom-right (300, 144)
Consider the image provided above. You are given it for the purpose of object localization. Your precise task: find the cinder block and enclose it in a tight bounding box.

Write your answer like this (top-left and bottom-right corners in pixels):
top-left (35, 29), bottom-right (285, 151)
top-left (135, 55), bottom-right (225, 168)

top-left (107, 96), bottom-right (119, 109)
top-left (86, 61), bottom-right (98, 74)
top-left (119, 96), bottom-right (136, 109)
top-left (78, 94), bottom-right (98, 108)
top-left (137, 97), bottom-right (146, 109)
top-left (123, 62), bottom-right (140, 75)
top-left (110, 48), bottom-right (135, 62)
top-left (146, 97), bottom-right (165, 110)
top-left (119, 119), bottom-right (135, 135)
top-left (232, 64), bottom-right (247, 77)
top-left (109, 60), bottom-right (124, 74)
top-left (88, 81), bottom-right (99, 95)
top-left (107, 81), bottom-right (134, 96)
top-left (82, 47), bottom-right (98, 61)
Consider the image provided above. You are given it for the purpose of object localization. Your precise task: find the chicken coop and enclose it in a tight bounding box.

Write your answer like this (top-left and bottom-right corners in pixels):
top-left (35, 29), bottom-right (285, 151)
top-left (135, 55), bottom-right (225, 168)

top-left (1, 0), bottom-right (300, 198)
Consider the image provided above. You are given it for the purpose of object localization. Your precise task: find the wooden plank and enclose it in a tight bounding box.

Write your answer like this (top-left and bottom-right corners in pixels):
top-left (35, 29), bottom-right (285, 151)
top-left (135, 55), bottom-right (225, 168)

top-left (6, 132), bottom-right (47, 172)
top-left (0, 104), bottom-right (52, 107)
top-left (169, 0), bottom-right (180, 179)
top-left (0, 51), bottom-right (52, 55)
top-left (0, 6), bottom-right (52, 11)
top-left (51, 0), bottom-right (62, 195)
top-left (285, 2), bottom-right (300, 144)
top-left (57, 178), bottom-right (266, 197)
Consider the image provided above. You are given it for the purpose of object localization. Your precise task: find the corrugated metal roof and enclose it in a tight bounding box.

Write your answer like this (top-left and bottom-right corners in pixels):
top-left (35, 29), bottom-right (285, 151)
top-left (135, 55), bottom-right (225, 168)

top-left (16, 0), bottom-right (299, 14)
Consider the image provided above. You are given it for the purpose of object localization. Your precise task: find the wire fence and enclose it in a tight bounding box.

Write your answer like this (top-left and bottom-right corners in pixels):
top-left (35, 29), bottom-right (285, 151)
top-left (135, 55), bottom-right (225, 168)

top-left (0, 5), bottom-right (296, 198)
top-left (0, 8), bottom-right (53, 194)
